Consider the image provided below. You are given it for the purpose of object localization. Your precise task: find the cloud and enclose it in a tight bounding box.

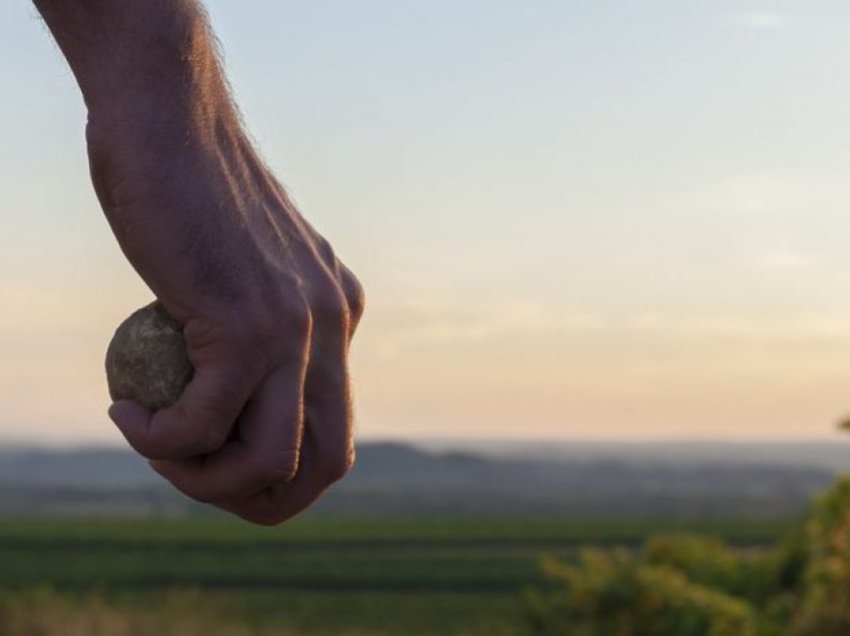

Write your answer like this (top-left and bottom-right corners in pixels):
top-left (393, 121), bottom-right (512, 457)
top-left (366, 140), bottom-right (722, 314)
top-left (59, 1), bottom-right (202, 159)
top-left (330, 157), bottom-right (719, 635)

top-left (728, 10), bottom-right (793, 30)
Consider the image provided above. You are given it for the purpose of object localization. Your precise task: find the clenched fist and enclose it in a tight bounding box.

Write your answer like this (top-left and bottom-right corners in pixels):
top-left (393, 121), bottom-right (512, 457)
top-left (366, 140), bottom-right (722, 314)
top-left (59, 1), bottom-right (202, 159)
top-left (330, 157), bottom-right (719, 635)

top-left (34, 0), bottom-right (364, 524)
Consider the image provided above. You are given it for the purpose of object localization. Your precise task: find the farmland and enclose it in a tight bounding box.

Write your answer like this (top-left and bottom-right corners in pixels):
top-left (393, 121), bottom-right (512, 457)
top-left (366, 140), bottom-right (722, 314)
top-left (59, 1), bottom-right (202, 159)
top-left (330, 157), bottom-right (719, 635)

top-left (0, 516), bottom-right (795, 635)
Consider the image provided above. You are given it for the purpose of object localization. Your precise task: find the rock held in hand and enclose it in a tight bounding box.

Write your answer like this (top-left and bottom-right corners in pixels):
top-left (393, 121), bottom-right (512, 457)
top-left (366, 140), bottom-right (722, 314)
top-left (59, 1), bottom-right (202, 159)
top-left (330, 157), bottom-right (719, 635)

top-left (105, 301), bottom-right (194, 411)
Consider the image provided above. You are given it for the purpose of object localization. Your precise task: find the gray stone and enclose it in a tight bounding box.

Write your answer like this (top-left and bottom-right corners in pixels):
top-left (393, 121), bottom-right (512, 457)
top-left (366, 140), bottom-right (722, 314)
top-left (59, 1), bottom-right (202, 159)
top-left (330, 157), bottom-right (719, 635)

top-left (105, 302), bottom-right (194, 411)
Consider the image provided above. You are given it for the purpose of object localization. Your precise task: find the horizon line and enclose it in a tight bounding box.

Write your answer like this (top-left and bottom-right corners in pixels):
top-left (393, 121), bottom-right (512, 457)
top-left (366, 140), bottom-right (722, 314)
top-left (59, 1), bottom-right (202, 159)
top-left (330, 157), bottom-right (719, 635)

top-left (2, 435), bottom-right (850, 452)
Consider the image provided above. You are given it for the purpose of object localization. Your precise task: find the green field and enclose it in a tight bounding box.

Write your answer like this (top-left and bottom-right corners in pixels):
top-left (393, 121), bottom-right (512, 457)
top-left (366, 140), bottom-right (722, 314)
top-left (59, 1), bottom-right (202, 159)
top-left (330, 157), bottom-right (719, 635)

top-left (0, 517), bottom-right (796, 636)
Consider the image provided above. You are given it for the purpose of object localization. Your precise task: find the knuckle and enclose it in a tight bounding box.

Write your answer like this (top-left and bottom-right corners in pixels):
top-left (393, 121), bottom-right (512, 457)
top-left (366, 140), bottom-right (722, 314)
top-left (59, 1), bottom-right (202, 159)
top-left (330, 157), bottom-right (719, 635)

top-left (280, 296), bottom-right (313, 339)
top-left (254, 450), bottom-right (300, 484)
top-left (258, 292), bottom-right (313, 343)
top-left (310, 275), bottom-right (348, 326)
top-left (315, 294), bottom-right (347, 327)
top-left (201, 423), bottom-right (230, 454)
top-left (242, 502), bottom-right (291, 527)
top-left (313, 236), bottom-right (337, 266)
top-left (317, 445), bottom-right (356, 484)
top-left (342, 271), bottom-right (366, 322)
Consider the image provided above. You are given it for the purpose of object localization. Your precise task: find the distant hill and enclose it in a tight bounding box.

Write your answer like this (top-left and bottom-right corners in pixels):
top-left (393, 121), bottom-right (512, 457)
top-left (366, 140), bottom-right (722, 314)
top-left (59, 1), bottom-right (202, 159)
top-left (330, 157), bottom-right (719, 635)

top-left (0, 442), bottom-right (841, 518)
top-left (445, 440), bottom-right (850, 472)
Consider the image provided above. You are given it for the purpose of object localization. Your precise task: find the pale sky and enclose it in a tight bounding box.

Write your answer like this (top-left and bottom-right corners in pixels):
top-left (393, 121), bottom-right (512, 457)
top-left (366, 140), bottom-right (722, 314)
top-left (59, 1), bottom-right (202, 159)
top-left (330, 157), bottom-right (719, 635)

top-left (2, 1), bottom-right (850, 444)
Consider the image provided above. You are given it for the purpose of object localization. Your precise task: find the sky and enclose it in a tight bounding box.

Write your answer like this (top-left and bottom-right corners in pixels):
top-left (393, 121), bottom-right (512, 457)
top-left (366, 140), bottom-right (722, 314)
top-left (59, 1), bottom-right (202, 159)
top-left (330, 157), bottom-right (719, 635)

top-left (2, 1), bottom-right (850, 444)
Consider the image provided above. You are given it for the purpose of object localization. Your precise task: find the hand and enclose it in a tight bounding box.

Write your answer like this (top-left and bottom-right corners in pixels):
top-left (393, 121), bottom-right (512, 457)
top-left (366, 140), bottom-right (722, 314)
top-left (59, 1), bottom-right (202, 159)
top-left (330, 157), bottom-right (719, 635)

top-left (80, 11), bottom-right (364, 525)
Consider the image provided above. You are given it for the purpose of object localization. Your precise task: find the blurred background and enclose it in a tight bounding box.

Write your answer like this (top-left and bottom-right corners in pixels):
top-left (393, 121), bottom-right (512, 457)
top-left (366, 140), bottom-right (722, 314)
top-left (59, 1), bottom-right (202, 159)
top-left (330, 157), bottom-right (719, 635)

top-left (2, 1), bottom-right (850, 635)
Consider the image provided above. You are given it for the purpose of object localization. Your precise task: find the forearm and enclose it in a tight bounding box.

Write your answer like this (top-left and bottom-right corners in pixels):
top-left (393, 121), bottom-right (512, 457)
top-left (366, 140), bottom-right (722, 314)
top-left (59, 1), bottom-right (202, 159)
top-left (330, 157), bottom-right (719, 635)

top-left (33, 0), bottom-right (235, 131)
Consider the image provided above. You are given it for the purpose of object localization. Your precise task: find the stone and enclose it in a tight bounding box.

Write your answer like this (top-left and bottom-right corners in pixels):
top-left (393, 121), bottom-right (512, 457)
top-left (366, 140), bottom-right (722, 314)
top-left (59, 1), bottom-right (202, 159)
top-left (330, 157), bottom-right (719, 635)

top-left (105, 301), bottom-right (194, 411)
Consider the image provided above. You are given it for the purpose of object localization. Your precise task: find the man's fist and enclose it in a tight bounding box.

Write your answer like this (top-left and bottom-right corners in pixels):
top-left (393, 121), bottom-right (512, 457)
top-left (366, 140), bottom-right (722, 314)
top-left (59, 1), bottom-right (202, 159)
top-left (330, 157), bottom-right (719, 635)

top-left (36, 0), bottom-right (365, 525)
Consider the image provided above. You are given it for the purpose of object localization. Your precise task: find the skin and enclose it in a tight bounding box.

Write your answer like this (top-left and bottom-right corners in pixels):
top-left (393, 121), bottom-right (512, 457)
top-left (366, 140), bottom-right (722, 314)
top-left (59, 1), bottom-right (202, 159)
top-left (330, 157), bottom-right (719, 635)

top-left (32, 0), bottom-right (365, 525)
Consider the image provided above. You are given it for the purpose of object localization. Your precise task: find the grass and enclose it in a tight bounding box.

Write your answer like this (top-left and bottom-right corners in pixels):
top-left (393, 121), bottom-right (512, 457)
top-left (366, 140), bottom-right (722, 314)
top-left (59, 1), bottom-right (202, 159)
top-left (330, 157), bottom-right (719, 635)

top-left (0, 589), bottom-right (280, 636)
top-left (0, 516), bottom-right (796, 635)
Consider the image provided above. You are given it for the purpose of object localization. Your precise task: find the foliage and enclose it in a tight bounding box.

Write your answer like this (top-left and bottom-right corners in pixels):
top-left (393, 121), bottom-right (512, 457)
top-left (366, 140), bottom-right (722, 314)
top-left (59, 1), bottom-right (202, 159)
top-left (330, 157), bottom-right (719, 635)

top-left (527, 476), bottom-right (850, 636)
top-left (793, 476), bottom-right (850, 635)
top-left (644, 535), bottom-right (745, 595)
top-left (526, 550), bottom-right (758, 636)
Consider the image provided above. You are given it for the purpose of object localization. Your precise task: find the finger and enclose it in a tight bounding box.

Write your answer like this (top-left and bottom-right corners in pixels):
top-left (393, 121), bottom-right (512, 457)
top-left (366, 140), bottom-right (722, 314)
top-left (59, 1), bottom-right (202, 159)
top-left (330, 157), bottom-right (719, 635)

top-left (337, 262), bottom-right (366, 341)
top-left (302, 350), bottom-right (355, 484)
top-left (302, 274), bottom-right (356, 484)
top-left (215, 426), bottom-right (340, 526)
top-left (217, 293), bottom-right (355, 525)
top-left (149, 360), bottom-right (308, 503)
top-left (109, 362), bottom-right (256, 460)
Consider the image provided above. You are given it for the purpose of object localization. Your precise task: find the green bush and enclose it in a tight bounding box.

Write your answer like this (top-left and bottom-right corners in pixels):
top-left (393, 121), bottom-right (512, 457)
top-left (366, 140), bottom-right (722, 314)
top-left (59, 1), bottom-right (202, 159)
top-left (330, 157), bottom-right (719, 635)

top-left (526, 550), bottom-right (758, 636)
top-left (644, 533), bottom-right (786, 605)
top-left (793, 477), bottom-right (850, 635)
top-left (526, 476), bottom-right (850, 636)
top-left (644, 535), bottom-right (743, 593)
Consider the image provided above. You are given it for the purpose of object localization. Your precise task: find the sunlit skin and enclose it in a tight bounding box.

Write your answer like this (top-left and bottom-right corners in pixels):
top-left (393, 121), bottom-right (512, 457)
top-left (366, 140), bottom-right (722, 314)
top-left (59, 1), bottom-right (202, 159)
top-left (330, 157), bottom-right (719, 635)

top-left (32, 0), bottom-right (364, 525)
